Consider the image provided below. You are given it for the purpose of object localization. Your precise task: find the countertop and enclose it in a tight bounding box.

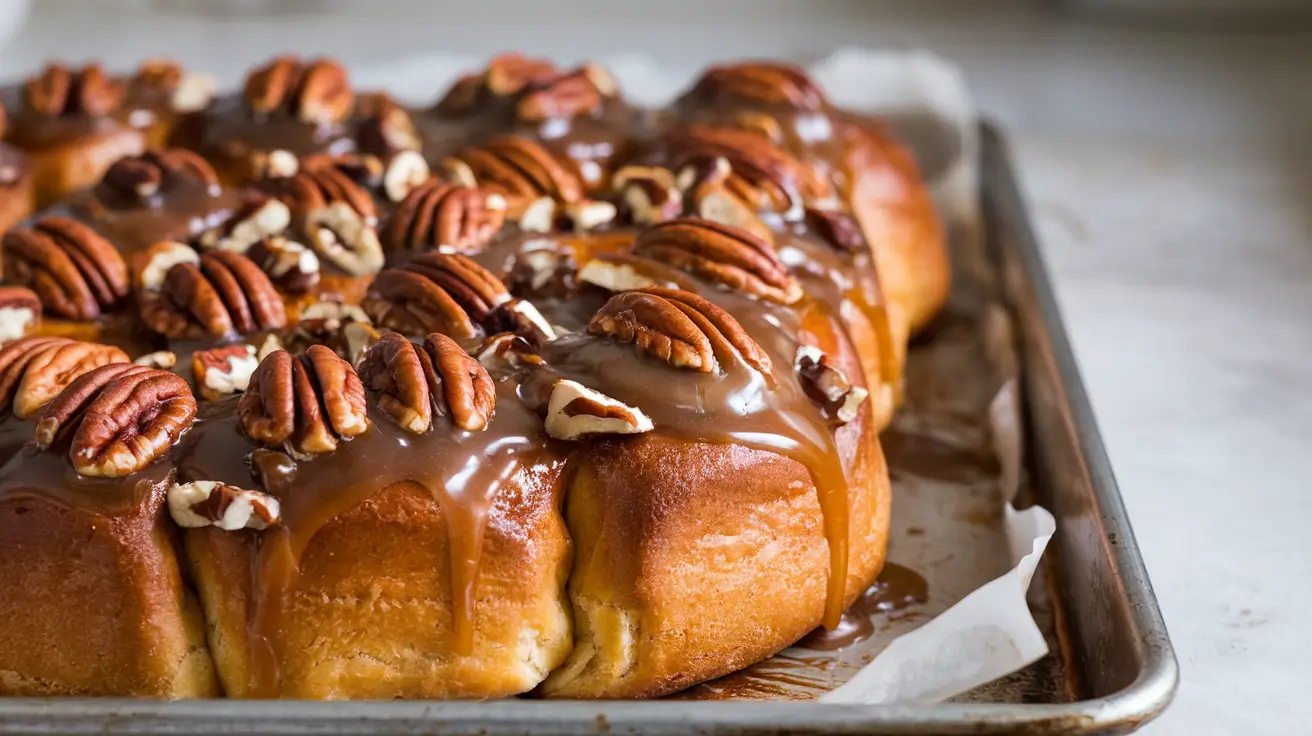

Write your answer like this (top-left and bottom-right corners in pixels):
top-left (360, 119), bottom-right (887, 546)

top-left (2, 2), bottom-right (1309, 732)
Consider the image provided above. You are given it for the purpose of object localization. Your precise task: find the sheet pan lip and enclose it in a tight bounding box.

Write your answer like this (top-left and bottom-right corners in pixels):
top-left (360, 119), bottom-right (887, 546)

top-left (0, 124), bottom-right (1178, 735)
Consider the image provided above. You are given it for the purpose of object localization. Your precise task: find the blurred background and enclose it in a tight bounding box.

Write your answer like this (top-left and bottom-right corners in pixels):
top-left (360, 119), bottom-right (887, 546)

top-left (0, 1), bottom-right (1307, 734)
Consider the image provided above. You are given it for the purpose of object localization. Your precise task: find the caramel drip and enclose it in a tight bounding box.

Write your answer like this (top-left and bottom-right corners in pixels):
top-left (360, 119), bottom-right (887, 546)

top-left (0, 442), bottom-right (172, 516)
top-left (179, 382), bottom-right (556, 697)
top-left (796, 562), bottom-right (928, 651)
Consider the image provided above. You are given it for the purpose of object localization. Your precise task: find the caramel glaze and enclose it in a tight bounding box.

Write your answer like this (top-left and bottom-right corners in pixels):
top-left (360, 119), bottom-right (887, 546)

top-left (795, 561), bottom-right (927, 651)
top-left (174, 94), bottom-right (357, 175)
top-left (177, 379), bottom-right (565, 696)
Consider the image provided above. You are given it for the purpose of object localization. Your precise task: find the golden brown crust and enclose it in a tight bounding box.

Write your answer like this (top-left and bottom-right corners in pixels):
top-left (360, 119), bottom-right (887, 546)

top-left (0, 488), bottom-right (217, 697)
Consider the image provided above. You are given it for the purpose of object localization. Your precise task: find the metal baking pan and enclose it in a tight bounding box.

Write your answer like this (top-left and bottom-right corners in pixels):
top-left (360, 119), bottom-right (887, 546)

top-left (0, 123), bottom-right (1177, 734)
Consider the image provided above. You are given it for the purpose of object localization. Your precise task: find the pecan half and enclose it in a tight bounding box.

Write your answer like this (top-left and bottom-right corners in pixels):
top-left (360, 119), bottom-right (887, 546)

top-left (358, 332), bottom-right (495, 434)
top-left (244, 56), bottom-right (354, 125)
top-left (0, 336), bottom-right (74, 413)
top-left (484, 53), bottom-right (560, 98)
top-left (238, 346), bottom-right (368, 458)
top-left (356, 92), bottom-right (422, 158)
top-left (384, 180), bottom-right (507, 255)
top-left (362, 252), bottom-right (511, 340)
top-left (168, 480), bottom-right (281, 530)
top-left (794, 345), bottom-right (868, 424)
top-left (99, 148), bottom-right (221, 204)
top-left (13, 341), bottom-right (129, 418)
top-left (442, 135), bottom-right (584, 216)
top-left (544, 379), bottom-right (652, 440)
top-left (25, 63), bottom-right (126, 117)
top-left (686, 62), bottom-right (827, 112)
top-left (804, 205), bottom-right (867, 252)
top-left (139, 245), bottom-right (287, 339)
top-left (631, 218), bottom-right (803, 305)
top-left (588, 287), bottom-right (773, 379)
top-left (0, 286), bottom-right (41, 342)
top-left (35, 364), bottom-right (196, 477)
top-left (2, 218), bottom-right (129, 320)
top-left (516, 69), bottom-right (604, 123)
top-left (612, 166), bottom-right (683, 225)
top-left (667, 125), bottom-right (832, 212)
top-left (192, 344), bottom-right (259, 402)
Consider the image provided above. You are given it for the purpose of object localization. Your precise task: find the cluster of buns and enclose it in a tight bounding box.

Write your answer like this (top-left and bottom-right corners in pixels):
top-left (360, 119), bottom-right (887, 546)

top-left (0, 54), bottom-right (948, 699)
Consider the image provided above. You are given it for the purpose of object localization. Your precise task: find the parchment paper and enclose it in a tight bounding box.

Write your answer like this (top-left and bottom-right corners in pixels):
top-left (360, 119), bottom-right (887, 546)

top-left (360, 49), bottom-right (1061, 705)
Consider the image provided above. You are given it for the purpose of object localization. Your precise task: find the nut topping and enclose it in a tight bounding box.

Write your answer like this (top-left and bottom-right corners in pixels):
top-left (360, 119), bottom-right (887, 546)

top-left (794, 345), bottom-right (868, 424)
top-left (246, 236), bottom-right (320, 293)
top-left (357, 92), bottom-right (422, 158)
top-left (239, 346), bottom-right (368, 458)
top-left (588, 287), bottom-right (773, 379)
top-left (133, 351), bottom-right (178, 370)
top-left (99, 149), bottom-right (221, 204)
top-left (13, 341), bottom-right (129, 419)
top-left (362, 252), bottom-right (511, 340)
top-left (257, 164), bottom-right (383, 276)
top-left (612, 166), bottom-right (683, 225)
top-left (544, 379), bottom-right (652, 440)
top-left (668, 125), bottom-right (832, 213)
top-left (631, 218), bottom-right (803, 305)
top-left (139, 245), bottom-right (287, 339)
top-left (200, 196), bottom-right (292, 254)
top-left (168, 480), bottom-right (281, 531)
top-left (483, 298), bottom-right (557, 347)
top-left (243, 56), bottom-right (354, 125)
top-left (25, 63), bottom-right (126, 117)
top-left (484, 53), bottom-right (560, 98)
top-left (0, 286), bottom-right (41, 342)
top-left (192, 344), bottom-right (259, 402)
top-left (577, 253), bottom-right (697, 294)
top-left (516, 69), bottom-right (604, 123)
top-left (358, 332), bottom-right (496, 434)
top-left (381, 150), bottom-right (431, 203)
top-left (443, 135), bottom-right (584, 217)
top-left (384, 179), bottom-right (508, 255)
top-left (804, 205), bottom-right (867, 252)
top-left (2, 217), bottom-right (130, 321)
top-left (686, 62), bottom-right (827, 112)
top-left (35, 364), bottom-right (196, 477)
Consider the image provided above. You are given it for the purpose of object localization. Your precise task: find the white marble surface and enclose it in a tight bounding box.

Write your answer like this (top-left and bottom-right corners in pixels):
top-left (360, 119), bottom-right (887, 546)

top-left (2, 2), bottom-right (1310, 732)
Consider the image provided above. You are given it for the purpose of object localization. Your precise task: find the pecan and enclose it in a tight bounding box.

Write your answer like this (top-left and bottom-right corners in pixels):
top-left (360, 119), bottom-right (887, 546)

top-left (356, 92), bottom-right (422, 158)
top-left (667, 126), bottom-right (832, 212)
top-left (35, 364), bottom-right (196, 477)
top-left (238, 346), bottom-right (368, 458)
top-left (687, 62), bottom-right (827, 112)
top-left (244, 56), bottom-right (354, 125)
top-left (25, 63), bottom-right (125, 117)
top-left (631, 218), bottom-right (803, 305)
top-left (516, 69), bottom-right (604, 123)
top-left (362, 252), bottom-right (511, 340)
top-left (476, 333), bottom-right (545, 372)
top-left (133, 351), bottom-right (177, 370)
top-left (613, 166), bottom-right (683, 225)
top-left (0, 336), bottom-right (74, 413)
top-left (192, 344), bottom-right (259, 402)
top-left (282, 300), bottom-right (378, 365)
top-left (139, 246), bottom-right (287, 339)
top-left (258, 163), bottom-right (383, 276)
top-left (544, 379), bottom-right (652, 440)
top-left (484, 53), bottom-right (560, 98)
top-left (482, 298), bottom-right (557, 347)
top-left (578, 253), bottom-right (697, 294)
top-left (794, 345), bottom-right (868, 424)
top-left (168, 480), bottom-right (281, 531)
top-left (2, 218), bottom-right (129, 320)
top-left (246, 236), bottom-right (320, 293)
top-left (381, 150), bottom-right (430, 203)
top-left (689, 172), bottom-right (774, 242)
top-left (199, 195), bottom-right (292, 254)
top-left (100, 149), bottom-right (221, 204)
top-left (804, 205), bottom-right (867, 252)
top-left (442, 135), bottom-right (584, 217)
top-left (0, 286), bottom-right (41, 342)
top-left (358, 332), bottom-right (495, 434)
top-left (588, 287), bottom-right (773, 379)
top-left (13, 341), bottom-right (129, 419)
top-left (505, 243), bottom-right (578, 299)
top-left (560, 200), bottom-right (617, 232)
top-left (384, 180), bottom-right (507, 255)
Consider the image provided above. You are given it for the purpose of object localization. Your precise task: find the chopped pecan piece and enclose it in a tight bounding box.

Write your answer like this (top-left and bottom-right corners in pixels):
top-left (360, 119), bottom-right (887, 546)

top-left (257, 162), bottom-right (383, 276)
top-left (243, 56), bottom-right (354, 125)
top-left (577, 253), bottom-right (696, 294)
top-left (246, 236), bottom-right (320, 293)
top-left (667, 125), bottom-right (832, 212)
top-left (134, 58), bottom-right (215, 113)
top-left (0, 286), bottom-right (41, 341)
top-left (192, 344), bottom-right (259, 402)
top-left (516, 69), bottom-right (604, 123)
top-left (381, 150), bottom-right (431, 203)
top-left (133, 351), bottom-right (178, 370)
top-left (139, 244), bottom-right (287, 339)
top-left (442, 135), bottom-right (584, 218)
top-left (686, 62), bottom-right (827, 112)
top-left (804, 205), bottom-right (867, 252)
top-left (99, 148), bottom-right (221, 204)
top-left (358, 332), bottom-right (495, 434)
top-left (200, 195), bottom-right (293, 254)
top-left (384, 179), bottom-right (507, 255)
top-left (239, 346), bottom-right (368, 458)
top-left (476, 333), bottom-right (545, 372)
top-left (35, 364), bottom-right (196, 477)
top-left (356, 92), bottom-right (422, 158)
top-left (484, 53), bottom-right (561, 98)
top-left (362, 252), bottom-right (511, 340)
top-left (2, 218), bottom-right (129, 320)
top-left (25, 62), bottom-right (125, 117)
top-left (613, 166), bottom-right (683, 225)
top-left (794, 344), bottom-right (869, 424)
top-left (632, 218), bottom-right (802, 304)
top-left (544, 379), bottom-right (652, 440)
top-left (168, 480), bottom-right (281, 531)
top-left (483, 298), bottom-right (557, 347)
top-left (588, 287), bottom-right (773, 379)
